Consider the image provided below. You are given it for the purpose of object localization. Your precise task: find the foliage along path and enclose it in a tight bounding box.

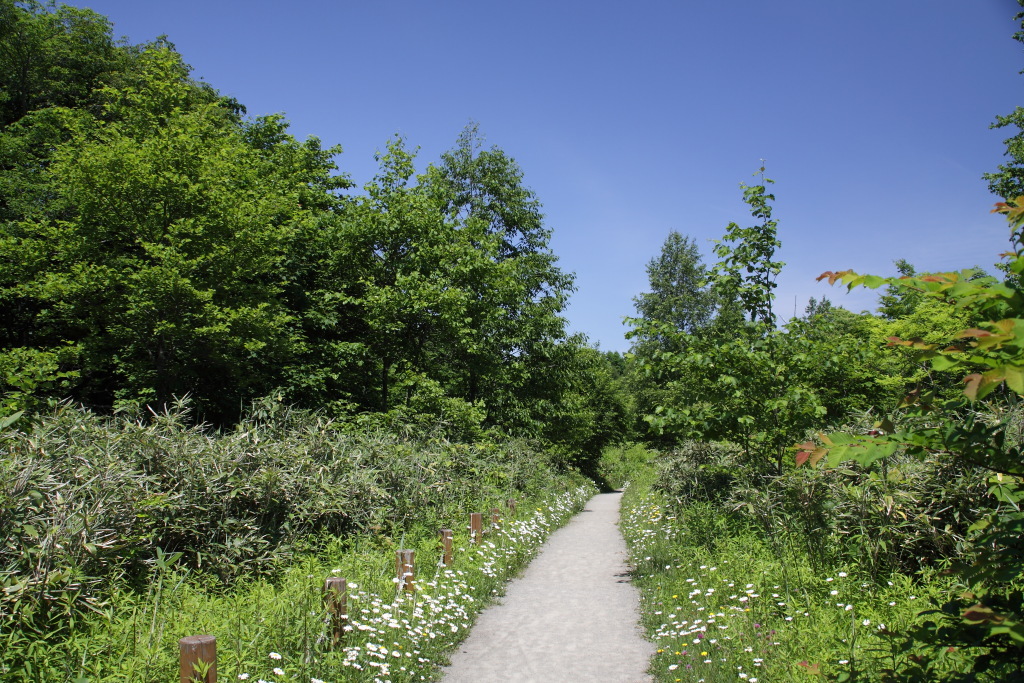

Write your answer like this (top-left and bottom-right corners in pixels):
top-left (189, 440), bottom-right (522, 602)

top-left (441, 492), bottom-right (654, 682)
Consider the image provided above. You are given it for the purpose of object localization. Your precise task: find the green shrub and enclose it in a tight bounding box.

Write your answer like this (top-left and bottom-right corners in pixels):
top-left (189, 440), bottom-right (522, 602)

top-left (597, 442), bottom-right (653, 489)
top-left (653, 440), bottom-right (744, 505)
top-left (0, 398), bottom-right (575, 657)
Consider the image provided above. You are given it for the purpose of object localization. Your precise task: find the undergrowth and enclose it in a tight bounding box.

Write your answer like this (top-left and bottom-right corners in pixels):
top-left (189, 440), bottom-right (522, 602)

top-left (0, 400), bottom-right (593, 681)
top-left (618, 444), bottom-right (1010, 682)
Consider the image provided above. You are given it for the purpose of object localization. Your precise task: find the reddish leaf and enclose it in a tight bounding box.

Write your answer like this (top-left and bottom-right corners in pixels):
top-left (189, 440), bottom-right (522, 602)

top-left (993, 197), bottom-right (1024, 223)
top-left (797, 660), bottom-right (821, 675)
top-left (962, 604), bottom-right (1006, 624)
top-left (957, 328), bottom-right (995, 339)
top-left (795, 451), bottom-right (809, 467)
top-left (809, 448), bottom-right (827, 467)
top-left (964, 374), bottom-right (983, 401)
top-left (995, 318), bottom-right (1017, 333)
top-left (816, 269), bottom-right (853, 285)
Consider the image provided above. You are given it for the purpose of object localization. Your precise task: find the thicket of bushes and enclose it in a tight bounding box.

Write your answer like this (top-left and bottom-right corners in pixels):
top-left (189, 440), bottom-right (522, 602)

top-left (0, 400), bottom-right (578, 657)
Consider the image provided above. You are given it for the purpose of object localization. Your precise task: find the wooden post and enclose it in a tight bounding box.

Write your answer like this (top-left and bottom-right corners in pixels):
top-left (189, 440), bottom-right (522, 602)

top-left (506, 498), bottom-right (517, 515)
top-left (469, 512), bottom-right (483, 544)
top-left (490, 507), bottom-right (501, 530)
top-left (179, 635), bottom-right (216, 683)
top-left (324, 577), bottom-right (348, 645)
top-left (438, 528), bottom-right (454, 567)
top-left (396, 549), bottom-right (415, 592)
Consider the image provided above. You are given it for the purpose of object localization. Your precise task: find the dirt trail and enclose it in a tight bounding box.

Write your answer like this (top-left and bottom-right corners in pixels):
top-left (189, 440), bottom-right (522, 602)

top-left (441, 491), bottom-right (654, 683)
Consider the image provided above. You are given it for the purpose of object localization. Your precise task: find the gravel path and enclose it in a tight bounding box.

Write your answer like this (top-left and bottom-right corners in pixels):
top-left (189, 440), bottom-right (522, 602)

top-left (441, 491), bottom-right (654, 683)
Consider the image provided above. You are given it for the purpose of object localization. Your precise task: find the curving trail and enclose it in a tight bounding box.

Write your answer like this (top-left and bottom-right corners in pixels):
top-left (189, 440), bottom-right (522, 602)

top-left (441, 492), bottom-right (654, 683)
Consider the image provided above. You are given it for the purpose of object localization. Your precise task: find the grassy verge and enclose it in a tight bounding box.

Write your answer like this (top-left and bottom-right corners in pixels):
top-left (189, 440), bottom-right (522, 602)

top-left (619, 453), bottom-right (972, 682)
top-left (48, 485), bottom-right (594, 682)
top-left (1, 401), bottom-right (594, 681)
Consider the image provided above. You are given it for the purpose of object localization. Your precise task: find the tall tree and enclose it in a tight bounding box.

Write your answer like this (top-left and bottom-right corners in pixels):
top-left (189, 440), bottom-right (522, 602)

top-left (422, 123), bottom-right (575, 432)
top-left (631, 231), bottom-right (714, 349)
top-left (629, 173), bottom-right (830, 472)
top-left (1, 41), bottom-right (345, 420)
top-left (984, 0), bottom-right (1024, 199)
top-left (0, 0), bottom-right (127, 128)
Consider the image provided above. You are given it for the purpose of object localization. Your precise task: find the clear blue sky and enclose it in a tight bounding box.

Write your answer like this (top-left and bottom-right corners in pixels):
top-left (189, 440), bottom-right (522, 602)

top-left (66, 0), bottom-right (1024, 352)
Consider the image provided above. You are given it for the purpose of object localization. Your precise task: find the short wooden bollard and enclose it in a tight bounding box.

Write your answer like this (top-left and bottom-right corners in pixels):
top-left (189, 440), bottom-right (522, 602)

top-left (179, 635), bottom-right (216, 683)
top-left (324, 577), bottom-right (348, 645)
top-left (396, 549), bottom-right (415, 592)
top-left (506, 498), bottom-right (517, 515)
top-left (490, 507), bottom-right (501, 529)
top-left (439, 528), bottom-right (454, 566)
top-left (469, 512), bottom-right (483, 543)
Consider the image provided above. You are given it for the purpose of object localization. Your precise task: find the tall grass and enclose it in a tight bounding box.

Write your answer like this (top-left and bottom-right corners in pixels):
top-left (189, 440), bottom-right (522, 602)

top-left (19, 486), bottom-right (594, 682)
top-left (617, 442), bottom-right (1007, 681)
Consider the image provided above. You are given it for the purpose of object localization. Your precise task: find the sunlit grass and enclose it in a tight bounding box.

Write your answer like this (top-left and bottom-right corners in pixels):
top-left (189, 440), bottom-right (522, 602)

top-left (35, 485), bottom-right (594, 682)
top-left (620, 479), bottom-right (970, 681)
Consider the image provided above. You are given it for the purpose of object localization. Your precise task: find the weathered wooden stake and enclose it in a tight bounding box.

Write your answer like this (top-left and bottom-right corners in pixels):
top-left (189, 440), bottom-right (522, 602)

top-left (490, 507), bottom-right (501, 529)
top-left (469, 512), bottom-right (483, 543)
top-left (179, 635), bottom-right (216, 683)
top-left (324, 577), bottom-right (348, 645)
top-left (506, 498), bottom-right (517, 515)
top-left (438, 528), bottom-right (454, 566)
top-left (396, 549), bottom-right (415, 592)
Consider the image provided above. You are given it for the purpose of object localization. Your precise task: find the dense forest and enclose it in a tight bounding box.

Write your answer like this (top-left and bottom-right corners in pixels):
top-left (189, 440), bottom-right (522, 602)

top-left (3, 0), bottom-right (1024, 680)
top-left (0, 0), bottom-right (632, 464)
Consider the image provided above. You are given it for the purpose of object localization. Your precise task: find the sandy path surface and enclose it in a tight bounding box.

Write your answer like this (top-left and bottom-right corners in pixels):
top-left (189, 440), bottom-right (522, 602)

top-left (441, 491), bottom-right (654, 683)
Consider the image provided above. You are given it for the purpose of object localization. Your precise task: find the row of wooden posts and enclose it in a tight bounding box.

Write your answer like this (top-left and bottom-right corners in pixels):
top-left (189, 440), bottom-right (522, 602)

top-left (179, 501), bottom-right (516, 683)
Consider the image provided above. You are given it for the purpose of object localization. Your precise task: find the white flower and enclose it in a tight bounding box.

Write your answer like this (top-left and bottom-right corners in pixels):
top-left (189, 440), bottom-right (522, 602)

top-left (238, 676), bottom-right (250, 681)
top-left (273, 668), bottom-right (284, 676)
top-left (269, 652), bottom-right (282, 660)
top-left (863, 619), bottom-right (871, 626)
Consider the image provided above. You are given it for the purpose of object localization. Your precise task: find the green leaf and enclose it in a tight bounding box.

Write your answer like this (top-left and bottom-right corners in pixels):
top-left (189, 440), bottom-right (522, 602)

top-left (1004, 364), bottom-right (1024, 395)
top-left (0, 411), bottom-right (24, 430)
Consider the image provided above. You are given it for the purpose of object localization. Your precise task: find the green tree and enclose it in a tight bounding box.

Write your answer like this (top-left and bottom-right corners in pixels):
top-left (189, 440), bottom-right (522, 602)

top-left (1, 42), bottom-right (346, 420)
top-left (631, 231), bottom-right (714, 347)
top-left (629, 172), bottom-right (843, 474)
top-left (340, 136), bottom-right (466, 412)
top-left (984, 1), bottom-right (1024, 200)
top-left (786, 297), bottom-right (889, 419)
top-left (808, 202), bottom-right (1024, 676)
top-left (0, 0), bottom-right (128, 128)
top-left (538, 342), bottom-right (636, 472)
top-left (421, 123), bottom-right (575, 432)
top-left (877, 258), bottom-right (921, 320)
